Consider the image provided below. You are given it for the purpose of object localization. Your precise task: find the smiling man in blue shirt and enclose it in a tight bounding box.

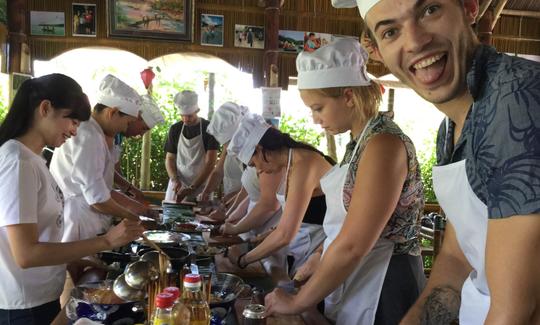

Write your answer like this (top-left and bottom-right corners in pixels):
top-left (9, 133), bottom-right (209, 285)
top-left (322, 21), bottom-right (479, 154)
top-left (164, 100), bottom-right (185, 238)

top-left (330, 0), bottom-right (540, 324)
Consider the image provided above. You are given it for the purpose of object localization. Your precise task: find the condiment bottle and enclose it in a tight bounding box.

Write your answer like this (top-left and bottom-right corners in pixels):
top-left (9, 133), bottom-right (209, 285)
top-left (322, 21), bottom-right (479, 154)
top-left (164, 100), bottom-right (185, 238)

top-left (164, 286), bottom-right (190, 325)
top-left (153, 292), bottom-right (175, 325)
top-left (182, 274), bottom-right (210, 325)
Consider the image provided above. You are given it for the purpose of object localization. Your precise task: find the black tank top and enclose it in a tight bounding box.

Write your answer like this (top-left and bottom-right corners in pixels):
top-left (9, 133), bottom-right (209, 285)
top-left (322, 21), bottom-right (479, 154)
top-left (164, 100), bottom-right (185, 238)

top-left (302, 195), bottom-right (326, 225)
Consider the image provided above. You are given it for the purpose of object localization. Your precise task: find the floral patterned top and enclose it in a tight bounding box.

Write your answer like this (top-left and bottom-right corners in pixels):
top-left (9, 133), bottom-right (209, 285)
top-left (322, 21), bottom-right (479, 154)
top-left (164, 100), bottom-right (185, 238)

top-left (341, 112), bottom-right (424, 255)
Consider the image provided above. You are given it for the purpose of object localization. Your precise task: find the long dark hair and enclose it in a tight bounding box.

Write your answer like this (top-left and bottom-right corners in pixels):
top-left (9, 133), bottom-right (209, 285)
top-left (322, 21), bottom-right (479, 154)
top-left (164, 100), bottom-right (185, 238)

top-left (258, 127), bottom-right (336, 165)
top-left (0, 73), bottom-right (91, 146)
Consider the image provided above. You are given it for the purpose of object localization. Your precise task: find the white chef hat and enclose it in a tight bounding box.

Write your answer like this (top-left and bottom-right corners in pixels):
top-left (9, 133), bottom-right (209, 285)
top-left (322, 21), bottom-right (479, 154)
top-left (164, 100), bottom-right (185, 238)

top-left (140, 95), bottom-right (165, 128)
top-left (96, 74), bottom-right (141, 117)
top-left (207, 102), bottom-right (250, 145)
top-left (331, 0), bottom-right (381, 18)
top-left (296, 38), bottom-right (371, 90)
top-left (174, 90), bottom-right (199, 115)
top-left (227, 114), bottom-right (270, 165)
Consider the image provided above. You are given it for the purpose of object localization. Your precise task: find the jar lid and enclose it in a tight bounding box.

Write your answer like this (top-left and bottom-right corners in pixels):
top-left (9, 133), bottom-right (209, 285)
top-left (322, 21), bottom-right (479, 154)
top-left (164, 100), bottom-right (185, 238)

top-left (155, 292), bottom-right (174, 308)
top-left (183, 274), bottom-right (202, 289)
top-left (243, 304), bottom-right (266, 319)
top-left (163, 287), bottom-right (180, 299)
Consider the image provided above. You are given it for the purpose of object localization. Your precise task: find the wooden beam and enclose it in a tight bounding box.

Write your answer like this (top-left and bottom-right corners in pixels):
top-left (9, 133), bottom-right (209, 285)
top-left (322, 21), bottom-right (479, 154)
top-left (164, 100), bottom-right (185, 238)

top-left (492, 34), bottom-right (540, 42)
top-left (264, 0), bottom-right (280, 87)
top-left (501, 9), bottom-right (540, 19)
top-left (7, 0), bottom-right (27, 73)
top-left (476, 0), bottom-right (494, 23)
top-left (491, 0), bottom-right (510, 30)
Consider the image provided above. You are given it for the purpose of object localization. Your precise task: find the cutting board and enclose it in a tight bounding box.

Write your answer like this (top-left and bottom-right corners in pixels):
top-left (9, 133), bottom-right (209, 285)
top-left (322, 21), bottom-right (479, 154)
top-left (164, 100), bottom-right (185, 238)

top-left (203, 231), bottom-right (244, 246)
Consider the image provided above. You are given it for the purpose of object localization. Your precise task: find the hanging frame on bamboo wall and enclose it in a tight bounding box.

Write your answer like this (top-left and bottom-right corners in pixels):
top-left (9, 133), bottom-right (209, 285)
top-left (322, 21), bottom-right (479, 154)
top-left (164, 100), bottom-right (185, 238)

top-left (107, 0), bottom-right (192, 41)
top-left (200, 14), bottom-right (224, 47)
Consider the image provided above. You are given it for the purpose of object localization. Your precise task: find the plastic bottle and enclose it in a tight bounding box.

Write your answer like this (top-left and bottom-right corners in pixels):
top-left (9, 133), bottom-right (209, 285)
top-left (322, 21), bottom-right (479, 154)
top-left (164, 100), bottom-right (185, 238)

top-left (153, 292), bottom-right (175, 325)
top-left (164, 286), bottom-right (191, 325)
top-left (182, 274), bottom-right (211, 325)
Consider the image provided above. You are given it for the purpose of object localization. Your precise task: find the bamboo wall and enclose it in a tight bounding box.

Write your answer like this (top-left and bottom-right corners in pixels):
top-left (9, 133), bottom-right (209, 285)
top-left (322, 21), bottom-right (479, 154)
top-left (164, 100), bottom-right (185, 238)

top-left (24, 0), bottom-right (540, 88)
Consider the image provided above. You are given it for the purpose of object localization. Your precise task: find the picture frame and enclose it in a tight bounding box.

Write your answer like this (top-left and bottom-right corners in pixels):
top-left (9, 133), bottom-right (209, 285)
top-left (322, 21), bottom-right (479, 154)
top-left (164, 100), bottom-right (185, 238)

top-left (72, 3), bottom-right (97, 37)
top-left (30, 11), bottom-right (65, 36)
top-left (108, 0), bottom-right (192, 41)
top-left (278, 30), bottom-right (304, 53)
top-left (200, 14), bottom-right (223, 47)
top-left (10, 73), bottom-right (32, 103)
top-left (234, 24), bottom-right (264, 49)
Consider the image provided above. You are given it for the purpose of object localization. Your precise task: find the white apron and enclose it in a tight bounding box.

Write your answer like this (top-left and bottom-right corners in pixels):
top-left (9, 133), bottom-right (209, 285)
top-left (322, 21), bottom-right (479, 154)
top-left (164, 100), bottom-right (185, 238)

top-left (278, 149), bottom-right (326, 274)
top-left (165, 122), bottom-right (206, 201)
top-left (223, 154), bottom-right (243, 195)
top-left (63, 147), bottom-right (115, 242)
top-left (320, 121), bottom-right (394, 325)
top-left (432, 117), bottom-right (490, 325)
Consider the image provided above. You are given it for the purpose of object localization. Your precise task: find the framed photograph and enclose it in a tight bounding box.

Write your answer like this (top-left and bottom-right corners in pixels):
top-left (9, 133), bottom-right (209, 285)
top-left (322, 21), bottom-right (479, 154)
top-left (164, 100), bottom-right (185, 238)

top-left (278, 30), bottom-right (304, 53)
top-left (108, 0), bottom-right (192, 41)
top-left (303, 32), bottom-right (332, 52)
top-left (10, 73), bottom-right (32, 103)
top-left (0, 0), bottom-right (6, 25)
top-left (30, 11), bottom-right (65, 36)
top-left (200, 14), bottom-right (223, 47)
top-left (234, 24), bottom-right (264, 49)
top-left (72, 3), bottom-right (96, 37)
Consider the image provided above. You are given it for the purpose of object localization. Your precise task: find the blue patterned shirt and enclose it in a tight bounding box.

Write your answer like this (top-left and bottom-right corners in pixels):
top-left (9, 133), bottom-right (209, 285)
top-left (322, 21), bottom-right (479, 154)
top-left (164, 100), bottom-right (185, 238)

top-left (436, 45), bottom-right (540, 219)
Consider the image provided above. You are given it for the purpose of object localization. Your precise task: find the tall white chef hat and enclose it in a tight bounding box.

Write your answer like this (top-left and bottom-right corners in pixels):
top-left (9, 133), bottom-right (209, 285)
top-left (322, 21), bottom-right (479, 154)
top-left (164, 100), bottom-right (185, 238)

top-left (227, 114), bottom-right (270, 165)
top-left (296, 38), bottom-right (371, 90)
top-left (207, 102), bottom-right (250, 145)
top-left (96, 74), bottom-right (141, 117)
top-left (331, 0), bottom-right (381, 18)
top-left (140, 95), bottom-right (165, 128)
top-left (174, 90), bottom-right (199, 115)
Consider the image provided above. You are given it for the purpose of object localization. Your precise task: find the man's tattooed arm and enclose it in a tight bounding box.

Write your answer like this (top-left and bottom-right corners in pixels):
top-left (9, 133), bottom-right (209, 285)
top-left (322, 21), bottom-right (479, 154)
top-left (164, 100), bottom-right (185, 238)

top-left (420, 286), bottom-right (461, 325)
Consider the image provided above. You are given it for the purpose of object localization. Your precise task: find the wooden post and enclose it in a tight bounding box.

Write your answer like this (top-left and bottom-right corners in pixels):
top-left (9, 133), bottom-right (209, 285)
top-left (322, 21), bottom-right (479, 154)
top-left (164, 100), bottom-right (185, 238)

top-left (140, 86), bottom-right (152, 191)
top-left (325, 132), bottom-right (338, 163)
top-left (477, 8), bottom-right (493, 45)
top-left (264, 0), bottom-right (280, 87)
top-left (7, 0), bottom-right (27, 73)
top-left (208, 72), bottom-right (215, 119)
top-left (387, 88), bottom-right (395, 112)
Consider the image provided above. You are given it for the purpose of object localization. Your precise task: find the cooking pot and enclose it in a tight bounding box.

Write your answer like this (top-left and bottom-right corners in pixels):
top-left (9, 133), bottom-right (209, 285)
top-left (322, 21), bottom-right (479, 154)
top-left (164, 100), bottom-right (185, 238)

top-left (66, 280), bottom-right (144, 325)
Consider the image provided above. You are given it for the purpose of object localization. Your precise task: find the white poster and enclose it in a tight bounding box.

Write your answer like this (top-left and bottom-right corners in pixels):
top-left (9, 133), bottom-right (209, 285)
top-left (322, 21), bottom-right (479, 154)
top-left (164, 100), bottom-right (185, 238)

top-left (261, 87), bottom-right (281, 119)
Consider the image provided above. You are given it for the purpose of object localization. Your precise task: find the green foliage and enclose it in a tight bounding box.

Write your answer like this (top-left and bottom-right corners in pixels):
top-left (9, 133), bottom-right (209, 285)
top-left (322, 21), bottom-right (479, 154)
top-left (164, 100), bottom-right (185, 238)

top-left (417, 130), bottom-right (438, 203)
top-left (0, 79), bottom-right (7, 122)
top-left (279, 114), bottom-right (323, 148)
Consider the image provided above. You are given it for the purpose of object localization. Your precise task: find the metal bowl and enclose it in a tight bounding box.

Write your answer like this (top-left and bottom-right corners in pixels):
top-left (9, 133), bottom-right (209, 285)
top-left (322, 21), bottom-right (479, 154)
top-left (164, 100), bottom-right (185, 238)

top-left (135, 230), bottom-right (190, 245)
top-left (112, 274), bottom-right (145, 302)
top-left (209, 273), bottom-right (249, 309)
top-left (124, 260), bottom-right (159, 289)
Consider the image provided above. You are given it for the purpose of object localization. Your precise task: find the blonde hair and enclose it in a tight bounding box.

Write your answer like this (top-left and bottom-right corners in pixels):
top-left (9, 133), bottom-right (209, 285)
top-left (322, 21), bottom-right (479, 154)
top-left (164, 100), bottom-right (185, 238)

top-left (303, 83), bottom-right (382, 122)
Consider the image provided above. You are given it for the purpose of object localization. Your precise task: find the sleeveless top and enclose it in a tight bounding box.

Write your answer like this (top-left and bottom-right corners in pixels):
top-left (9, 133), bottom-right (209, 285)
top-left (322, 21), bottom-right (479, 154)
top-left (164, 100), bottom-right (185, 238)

top-left (341, 112), bottom-right (424, 255)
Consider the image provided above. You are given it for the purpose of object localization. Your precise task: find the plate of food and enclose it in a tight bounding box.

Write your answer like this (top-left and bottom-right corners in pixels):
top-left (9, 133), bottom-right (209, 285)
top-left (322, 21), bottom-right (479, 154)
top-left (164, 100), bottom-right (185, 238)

top-left (136, 230), bottom-right (190, 245)
top-left (194, 245), bottom-right (226, 257)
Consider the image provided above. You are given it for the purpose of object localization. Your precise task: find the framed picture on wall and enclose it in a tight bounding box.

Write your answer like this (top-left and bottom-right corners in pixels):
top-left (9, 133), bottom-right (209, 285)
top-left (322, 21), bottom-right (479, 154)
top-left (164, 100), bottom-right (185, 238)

top-left (234, 24), bottom-right (264, 49)
top-left (108, 0), bottom-right (192, 41)
top-left (30, 11), bottom-right (65, 36)
top-left (73, 3), bottom-right (97, 37)
top-left (10, 73), bottom-right (32, 103)
top-left (200, 14), bottom-right (223, 47)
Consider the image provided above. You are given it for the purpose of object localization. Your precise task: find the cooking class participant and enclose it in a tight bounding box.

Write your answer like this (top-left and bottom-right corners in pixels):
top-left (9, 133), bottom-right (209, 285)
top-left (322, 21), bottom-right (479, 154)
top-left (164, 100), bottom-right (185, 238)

top-left (111, 94), bottom-right (164, 218)
top-left (199, 102), bottom-right (249, 204)
top-left (50, 74), bottom-right (142, 243)
top-left (0, 74), bottom-right (144, 325)
top-left (164, 90), bottom-right (218, 203)
top-left (265, 38), bottom-right (426, 325)
top-left (355, 0), bottom-right (540, 323)
top-left (228, 114), bottom-right (332, 274)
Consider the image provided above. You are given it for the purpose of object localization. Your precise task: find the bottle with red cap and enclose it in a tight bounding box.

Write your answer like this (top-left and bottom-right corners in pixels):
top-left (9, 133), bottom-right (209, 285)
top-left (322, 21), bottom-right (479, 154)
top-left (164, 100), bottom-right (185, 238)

top-left (163, 286), bottom-right (190, 325)
top-left (182, 274), bottom-right (210, 325)
top-left (153, 292), bottom-right (175, 325)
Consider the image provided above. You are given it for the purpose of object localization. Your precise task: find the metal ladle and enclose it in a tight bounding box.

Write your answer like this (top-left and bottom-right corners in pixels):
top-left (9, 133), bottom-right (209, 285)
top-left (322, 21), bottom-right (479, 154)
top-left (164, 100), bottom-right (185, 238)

top-left (124, 260), bottom-right (159, 290)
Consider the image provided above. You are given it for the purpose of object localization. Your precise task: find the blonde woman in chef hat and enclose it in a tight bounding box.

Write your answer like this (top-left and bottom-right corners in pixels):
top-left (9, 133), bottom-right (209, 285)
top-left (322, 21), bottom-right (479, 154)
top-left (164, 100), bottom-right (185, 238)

top-left (0, 74), bottom-right (143, 325)
top-left (227, 113), bottom-right (334, 277)
top-left (265, 38), bottom-right (426, 324)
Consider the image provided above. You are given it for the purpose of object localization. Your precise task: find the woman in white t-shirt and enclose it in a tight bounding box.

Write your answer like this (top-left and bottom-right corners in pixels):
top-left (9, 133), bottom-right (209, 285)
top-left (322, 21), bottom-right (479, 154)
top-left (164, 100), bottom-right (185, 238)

top-left (0, 74), bottom-right (144, 325)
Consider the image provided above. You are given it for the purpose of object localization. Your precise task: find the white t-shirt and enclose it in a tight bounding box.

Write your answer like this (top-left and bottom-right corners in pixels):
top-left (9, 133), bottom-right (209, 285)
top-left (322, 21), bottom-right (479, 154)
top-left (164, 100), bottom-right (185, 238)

top-left (0, 140), bottom-right (66, 309)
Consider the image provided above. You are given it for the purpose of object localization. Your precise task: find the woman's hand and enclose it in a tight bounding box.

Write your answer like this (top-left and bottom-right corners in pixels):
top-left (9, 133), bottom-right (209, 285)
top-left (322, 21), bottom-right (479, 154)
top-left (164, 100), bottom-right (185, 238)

top-left (265, 288), bottom-right (302, 315)
top-left (293, 250), bottom-right (322, 283)
top-left (104, 219), bottom-right (144, 249)
top-left (220, 222), bottom-right (236, 235)
top-left (208, 208), bottom-right (227, 221)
